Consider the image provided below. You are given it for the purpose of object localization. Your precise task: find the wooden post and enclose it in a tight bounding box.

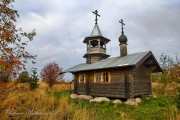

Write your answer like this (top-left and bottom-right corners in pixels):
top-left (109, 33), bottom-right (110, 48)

top-left (98, 39), bottom-right (100, 52)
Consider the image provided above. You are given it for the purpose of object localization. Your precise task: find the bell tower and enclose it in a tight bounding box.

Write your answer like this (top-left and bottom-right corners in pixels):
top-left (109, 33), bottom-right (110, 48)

top-left (83, 10), bottom-right (110, 64)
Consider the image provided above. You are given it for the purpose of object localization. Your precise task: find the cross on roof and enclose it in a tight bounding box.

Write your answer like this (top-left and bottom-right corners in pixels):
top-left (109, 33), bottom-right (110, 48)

top-left (119, 19), bottom-right (125, 34)
top-left (92, 10), bottom-right (100, 24)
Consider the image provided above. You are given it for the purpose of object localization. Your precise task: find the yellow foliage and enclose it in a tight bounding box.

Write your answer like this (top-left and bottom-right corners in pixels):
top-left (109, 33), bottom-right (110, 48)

top-left (152, 82), bottom-right (180, 95)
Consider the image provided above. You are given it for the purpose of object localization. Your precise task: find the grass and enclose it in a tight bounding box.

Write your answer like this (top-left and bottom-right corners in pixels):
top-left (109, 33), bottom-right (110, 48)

top-left (52, 91), bottom-right (178, 120)
top-left (0, 81), bottom-right (179, 120)
top-left (54, 91), bottom-right (179, 120)
top-left (54, 91), bottom-right (70, 100)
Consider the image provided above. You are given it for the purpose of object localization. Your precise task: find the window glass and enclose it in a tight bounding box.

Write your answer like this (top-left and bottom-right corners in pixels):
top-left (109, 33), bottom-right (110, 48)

top-left (79, 74), bottom-right (85, 83)
top-left (94, 72), bottom-right (110, 83)
top-left (95, 73), bottom-right (101, 82)
top-left (103, 72), bottom-right (109, 82)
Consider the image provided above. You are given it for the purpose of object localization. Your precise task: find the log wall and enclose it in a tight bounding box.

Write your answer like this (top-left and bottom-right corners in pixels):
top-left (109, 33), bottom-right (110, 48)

top-left (133, 63), bottom-right (152, 97)
top-left (73, 67), bottom-right (134, 98)
top-left (73, 63), bottom-right (152, 98)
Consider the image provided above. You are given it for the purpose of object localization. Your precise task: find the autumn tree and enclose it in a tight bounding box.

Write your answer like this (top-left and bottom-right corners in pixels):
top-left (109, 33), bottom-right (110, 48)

top-left (152, 53), bottom-right (180, 95)
top-left (0, 0), bottom-right (36, 84)
top-left (41, 62), bottom-right (64, 87)
top-left (159, 53), bottom-right (180, 83)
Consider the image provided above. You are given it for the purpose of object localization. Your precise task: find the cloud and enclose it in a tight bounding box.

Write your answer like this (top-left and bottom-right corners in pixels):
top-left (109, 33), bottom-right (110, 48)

top-left (13, 0), bottom-right (180, 80)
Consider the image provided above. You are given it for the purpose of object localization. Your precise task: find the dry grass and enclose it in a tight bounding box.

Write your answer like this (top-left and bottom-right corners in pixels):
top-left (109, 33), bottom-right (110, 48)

top-left (72, 108), bottom-right (95, 120)
top-left (0, 81), bottom-right (92, 120)
top-left (52, 83), bottom-right (70, 92)
top-left (0, 81), bottom-right (180, 120)
top-left (0, 81), bottom-right (57, 120)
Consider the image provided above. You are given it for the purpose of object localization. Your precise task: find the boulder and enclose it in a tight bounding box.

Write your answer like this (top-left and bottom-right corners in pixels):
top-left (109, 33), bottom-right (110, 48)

top-left (89, 99), bottom-right (95, 102)
top-left (125, 99), bottom-right (138, 106)
top-left (77, 95), bottom-right (93, 100)
top-left (135, 98), bottom-right (142, 104)
top-left (113, 99), bottom-right (122, 104)
top-left (153, 95), bottom-right (157, 98)
top-left (90, 97), bottom-right (110, 103)
top-left (70, 94), bottom-right (78, 99)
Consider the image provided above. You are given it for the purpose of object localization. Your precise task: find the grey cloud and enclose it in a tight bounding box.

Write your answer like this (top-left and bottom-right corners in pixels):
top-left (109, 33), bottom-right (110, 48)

top-left (13, 0), bottom-right (180, 80)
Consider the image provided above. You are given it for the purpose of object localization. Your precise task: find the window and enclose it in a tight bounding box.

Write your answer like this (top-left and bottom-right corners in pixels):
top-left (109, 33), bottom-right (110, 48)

top-left (94, 72), bottom-right (110, 83)
top-left (95, 73), bottom-right (101, 82)
top-left (79, 74), bottom-right (85, 83)
top-left (102, 72), bottom-right (109, 82)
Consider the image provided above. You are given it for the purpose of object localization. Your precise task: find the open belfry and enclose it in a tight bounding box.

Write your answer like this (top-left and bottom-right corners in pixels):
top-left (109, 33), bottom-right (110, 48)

top-left (83, 10), bottom-right (110, 64)
top-left (63, 10), bottom-right (162, 99)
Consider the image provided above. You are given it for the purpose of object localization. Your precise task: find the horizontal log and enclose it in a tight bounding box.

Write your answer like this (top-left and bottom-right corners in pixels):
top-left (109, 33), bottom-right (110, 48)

top-left (90, 89), bottom-right (125, 92)
top-left (89, 84), bottom-right (125, 87)
top-left (134, 86), bottom-right (150, 88)
top-left (134, 84), bottom-right (150, 86)
top-left (77, 89), bottom-right (86, 92)
top-left (89, 81), bottom-right (125, 84)
top-left (90, 93), bottom-right (126, 98)
top-left (90, 87), bottom-right (124, 91)
top-left (89, 90), bottom-right (125, 95)
top-left (134, 91), bottom-right (151, 95)
top-left (134, 92), bottom-right (151, 96)
top-left (134, 89), bottom-right (150, 92)
top-left (77, 87), bottom-right (86, 89)
top-left (89, 91), bottom-right (125, 95)
top-left (77, 92), bottom-right (86, 95)
top-left (89, 86), bottom-right (125, 89)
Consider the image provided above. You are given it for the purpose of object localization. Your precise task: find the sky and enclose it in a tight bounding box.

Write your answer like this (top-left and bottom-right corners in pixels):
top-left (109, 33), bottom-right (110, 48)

top-left (13, 0), bottom-right (180, 80)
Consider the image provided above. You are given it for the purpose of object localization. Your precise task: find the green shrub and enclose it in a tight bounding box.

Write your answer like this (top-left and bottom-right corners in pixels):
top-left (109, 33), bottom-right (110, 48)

top-left (29, 68), bottom-right (39, 90)
top-left (18, 71), bottom-right (30, 83)
top-left (175, 87), bottom-right (180, 109)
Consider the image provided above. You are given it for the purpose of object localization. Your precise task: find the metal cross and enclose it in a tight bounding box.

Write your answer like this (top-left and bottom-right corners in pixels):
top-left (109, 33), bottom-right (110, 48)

top-left (119, 19), bottom-right (125, 34)
top-left (92, 10), bottom-right (100, 24)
